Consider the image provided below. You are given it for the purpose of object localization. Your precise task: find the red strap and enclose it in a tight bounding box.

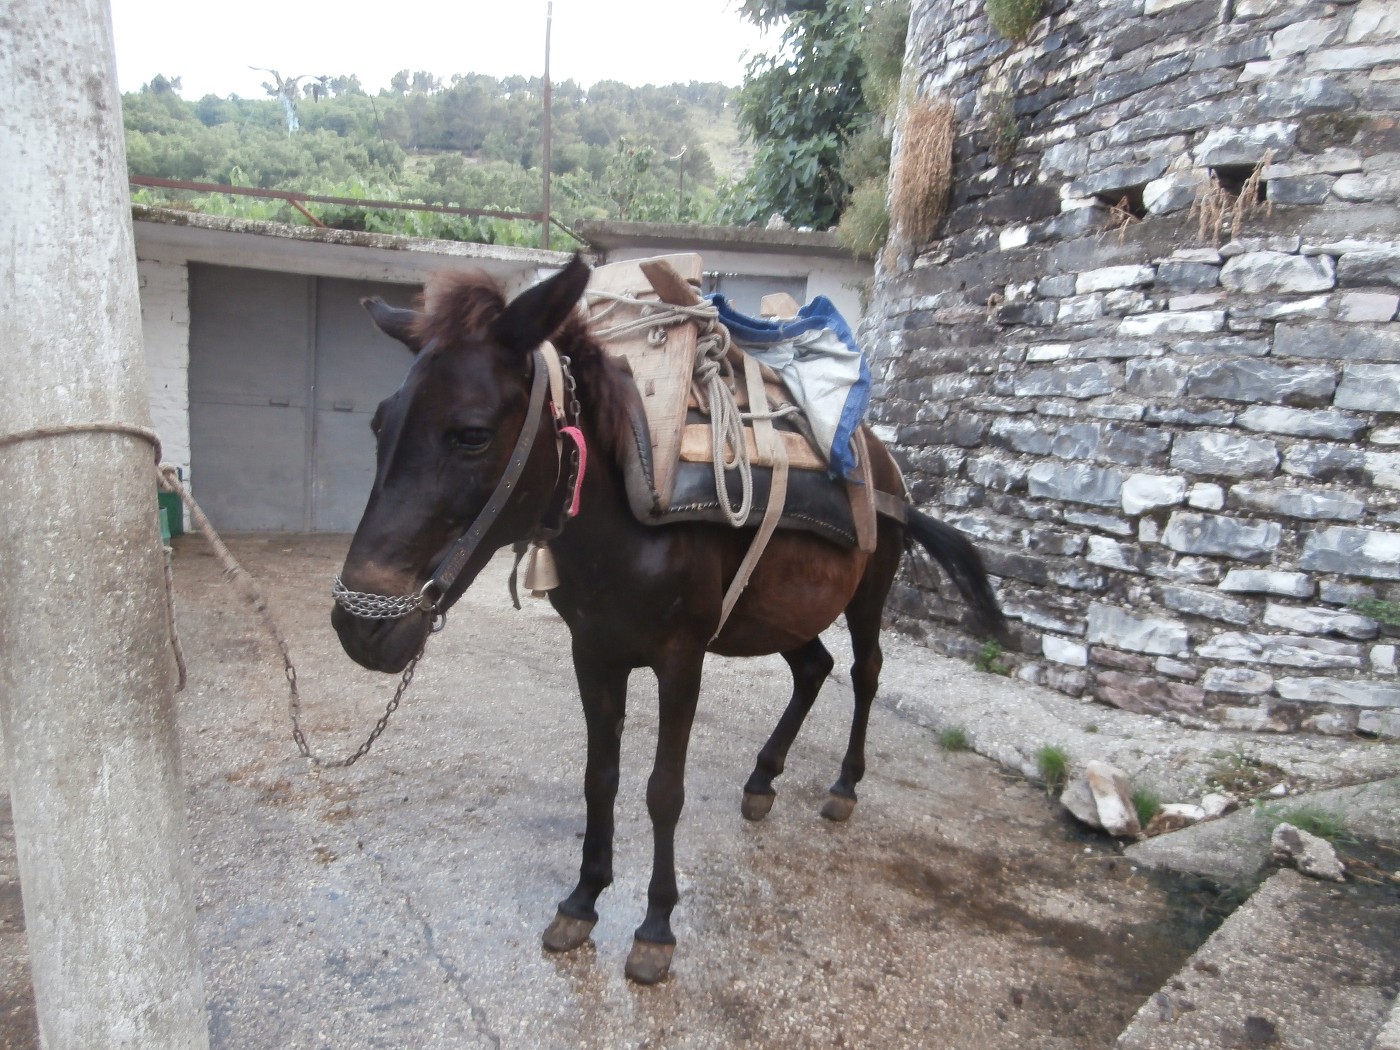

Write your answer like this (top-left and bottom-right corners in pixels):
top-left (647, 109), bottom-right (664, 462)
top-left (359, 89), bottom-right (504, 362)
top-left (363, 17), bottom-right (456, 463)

top-left (560, 426), bottom-right (587, 517)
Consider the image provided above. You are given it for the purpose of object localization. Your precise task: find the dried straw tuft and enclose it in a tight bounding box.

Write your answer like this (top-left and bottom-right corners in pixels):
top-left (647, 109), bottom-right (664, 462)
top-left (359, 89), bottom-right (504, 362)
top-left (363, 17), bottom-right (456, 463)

top-left (890, 96), bottom-right (955, 252)
top-left (1191, 151), bottom-right (1274, 246)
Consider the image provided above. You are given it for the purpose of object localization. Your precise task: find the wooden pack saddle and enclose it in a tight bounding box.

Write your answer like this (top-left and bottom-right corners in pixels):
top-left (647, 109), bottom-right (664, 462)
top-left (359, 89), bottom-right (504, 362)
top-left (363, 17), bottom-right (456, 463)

top-left (584, 253), bottom-right (878, 554)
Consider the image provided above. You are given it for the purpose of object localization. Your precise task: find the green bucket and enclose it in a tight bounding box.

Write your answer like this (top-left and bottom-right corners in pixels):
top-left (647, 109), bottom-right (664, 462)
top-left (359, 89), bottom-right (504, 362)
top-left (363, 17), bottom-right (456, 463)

top-left (158, 490), bottom-right (183, 537)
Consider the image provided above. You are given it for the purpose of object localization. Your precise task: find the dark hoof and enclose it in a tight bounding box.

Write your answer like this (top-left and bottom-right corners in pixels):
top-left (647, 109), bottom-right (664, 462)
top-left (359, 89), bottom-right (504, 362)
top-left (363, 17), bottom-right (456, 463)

top-left (542, 911), bottom-right (596, 953)
top-left (820, 793), bottom-right (856, 822)
top-left (741, 791), bottom-right (775, 821)
top-left (624, 938), bottom-right (675, 984)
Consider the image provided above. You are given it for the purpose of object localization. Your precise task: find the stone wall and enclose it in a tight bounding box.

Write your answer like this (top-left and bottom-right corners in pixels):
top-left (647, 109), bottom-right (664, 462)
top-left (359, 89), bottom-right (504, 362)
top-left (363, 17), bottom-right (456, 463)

top-left (868, 0), bottom-right (1400, 736)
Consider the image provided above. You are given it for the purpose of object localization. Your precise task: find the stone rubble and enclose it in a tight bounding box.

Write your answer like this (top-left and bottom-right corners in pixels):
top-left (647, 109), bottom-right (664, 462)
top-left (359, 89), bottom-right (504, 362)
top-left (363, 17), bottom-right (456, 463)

top-left (1269, 821), bottom-right (1348, 881)
top-left (1060, 759), bottom-right (1142, 837)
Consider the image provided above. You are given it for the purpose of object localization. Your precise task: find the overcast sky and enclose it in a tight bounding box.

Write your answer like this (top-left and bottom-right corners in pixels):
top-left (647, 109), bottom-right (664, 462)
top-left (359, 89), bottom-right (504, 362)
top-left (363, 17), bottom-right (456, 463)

top-left (108, 0), bottom-right (772, 98)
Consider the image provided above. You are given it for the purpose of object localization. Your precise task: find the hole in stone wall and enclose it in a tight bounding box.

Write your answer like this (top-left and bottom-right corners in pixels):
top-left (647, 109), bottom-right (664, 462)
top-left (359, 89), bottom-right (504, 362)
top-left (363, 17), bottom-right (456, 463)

top-left (1210, 164), bottom-right (1269, 203)
top-left (1094, 185), bottom-right (1148, 220)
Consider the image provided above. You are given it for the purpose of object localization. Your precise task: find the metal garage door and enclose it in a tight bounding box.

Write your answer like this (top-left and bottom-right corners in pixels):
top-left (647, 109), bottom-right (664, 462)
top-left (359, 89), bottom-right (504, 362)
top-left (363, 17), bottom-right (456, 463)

top-left (702, 272), bottom-right (809, 316)
top-left (188, 265), bottom-right (418, 531)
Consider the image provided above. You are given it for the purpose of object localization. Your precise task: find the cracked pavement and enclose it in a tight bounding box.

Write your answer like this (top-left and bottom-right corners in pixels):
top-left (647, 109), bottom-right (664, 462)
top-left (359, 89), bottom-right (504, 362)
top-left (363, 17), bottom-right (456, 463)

top-left (2, 534), bottom-right (1245, 1048)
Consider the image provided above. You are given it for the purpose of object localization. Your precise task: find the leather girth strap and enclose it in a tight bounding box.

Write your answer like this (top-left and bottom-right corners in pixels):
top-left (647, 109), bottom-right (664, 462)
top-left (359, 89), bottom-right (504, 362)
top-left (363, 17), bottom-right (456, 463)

top-left (712, 351), bottom-right (790, 641)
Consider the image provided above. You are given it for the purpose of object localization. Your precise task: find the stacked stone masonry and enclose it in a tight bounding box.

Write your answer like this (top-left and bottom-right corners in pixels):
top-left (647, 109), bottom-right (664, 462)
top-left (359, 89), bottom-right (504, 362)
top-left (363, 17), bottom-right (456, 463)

top-left (868, 0), bottom-right (1400, 736)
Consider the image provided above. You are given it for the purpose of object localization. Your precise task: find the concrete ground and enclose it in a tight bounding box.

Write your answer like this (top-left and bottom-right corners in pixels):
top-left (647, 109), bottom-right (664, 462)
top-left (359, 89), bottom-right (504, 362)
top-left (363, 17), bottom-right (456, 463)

top-left (1116, 867), bottom-right (1400, 1050)
top-left (1, 533), bottom-right (1398, 1048)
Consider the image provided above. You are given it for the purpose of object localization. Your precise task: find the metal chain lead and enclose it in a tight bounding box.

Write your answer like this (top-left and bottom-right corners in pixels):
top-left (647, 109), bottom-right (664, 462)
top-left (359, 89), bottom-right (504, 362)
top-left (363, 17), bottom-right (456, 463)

top-left (287, 643), bottom-right (423, 769)
top-left (331, 577), bottom-right (431, 619)
top-left (158, 465), bottom-right (418, 768)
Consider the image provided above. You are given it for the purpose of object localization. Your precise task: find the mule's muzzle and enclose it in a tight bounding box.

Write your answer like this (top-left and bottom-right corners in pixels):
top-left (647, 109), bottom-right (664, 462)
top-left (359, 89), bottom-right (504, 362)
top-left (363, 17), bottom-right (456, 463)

top-left (331, 603), bottom-right (432, 674)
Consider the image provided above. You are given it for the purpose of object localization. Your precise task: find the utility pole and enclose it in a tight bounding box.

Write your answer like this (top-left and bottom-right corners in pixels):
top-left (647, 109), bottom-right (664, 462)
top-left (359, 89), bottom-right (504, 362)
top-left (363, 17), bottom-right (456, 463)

top-left (0, 1), bottom-right (209, 1046)
top-left (542, 0), bottom-right (553, 251)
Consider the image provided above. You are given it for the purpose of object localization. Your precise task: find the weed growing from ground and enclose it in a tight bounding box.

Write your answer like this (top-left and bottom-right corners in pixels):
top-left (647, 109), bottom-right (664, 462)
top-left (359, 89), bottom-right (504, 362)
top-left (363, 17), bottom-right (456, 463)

top-left (1132, 787), bottom-right (1161, 830)
top-left (975, 640), bottom-right (1011, 676)
top-left (1257, 803), bottom-right (1350, 844)
top-left (1036, 744), bottom-right (1070, 795)
top-left (938, 726), bottom-right (970, 752)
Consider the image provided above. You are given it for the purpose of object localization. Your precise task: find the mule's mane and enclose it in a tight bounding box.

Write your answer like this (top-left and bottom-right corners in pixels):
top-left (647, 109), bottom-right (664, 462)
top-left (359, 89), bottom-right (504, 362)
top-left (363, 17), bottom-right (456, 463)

top-left (550, 311), bottom-right (641, 474)
top-left (415, 270), bottom-right (640, 473)
top-left (414, 270), bottom-right (508, 349)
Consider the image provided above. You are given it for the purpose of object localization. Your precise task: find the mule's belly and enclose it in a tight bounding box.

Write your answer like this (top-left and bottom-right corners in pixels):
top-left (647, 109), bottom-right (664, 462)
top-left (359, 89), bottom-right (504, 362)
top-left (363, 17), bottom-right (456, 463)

top-left (709, 531), bottom-right (867, 657)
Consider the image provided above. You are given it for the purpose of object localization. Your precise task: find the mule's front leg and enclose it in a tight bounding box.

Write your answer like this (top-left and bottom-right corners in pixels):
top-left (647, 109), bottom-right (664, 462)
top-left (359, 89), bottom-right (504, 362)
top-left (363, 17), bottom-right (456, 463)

top-left (627, 648), bottom-right (704, 984)
top-left (543, 654), bottom-right (629, 954)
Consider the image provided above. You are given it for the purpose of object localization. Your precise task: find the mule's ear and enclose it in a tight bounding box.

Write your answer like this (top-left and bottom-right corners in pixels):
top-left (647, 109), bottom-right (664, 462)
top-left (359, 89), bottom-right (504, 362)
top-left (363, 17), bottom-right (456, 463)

top-left (492, 255), bottom-right (590, 356)
top-left (362, 297), bottom-right (425, 353)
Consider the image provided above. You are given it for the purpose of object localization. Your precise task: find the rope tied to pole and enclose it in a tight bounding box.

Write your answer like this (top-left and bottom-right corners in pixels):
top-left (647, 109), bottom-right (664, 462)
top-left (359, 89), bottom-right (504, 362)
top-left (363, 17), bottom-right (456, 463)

top-left (0, 420), bottom-right (407, 768)
top-left (0, 422), bottom-right (188, 688)
top-left (0, 420), bottom-right (163, 461)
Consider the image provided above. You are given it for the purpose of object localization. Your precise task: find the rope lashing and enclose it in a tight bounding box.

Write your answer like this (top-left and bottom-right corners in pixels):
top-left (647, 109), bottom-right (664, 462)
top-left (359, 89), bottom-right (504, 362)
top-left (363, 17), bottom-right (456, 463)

top-left (585, 290), bottom-right (760, 527)
top-left (584, 289), bottom-right (717, 345)
top-left (691, 346), bottom-right (753, 527)
top-left (0, 421), bottom-right (163, 461)
top-left (0, 422), bottom-right (186, 687)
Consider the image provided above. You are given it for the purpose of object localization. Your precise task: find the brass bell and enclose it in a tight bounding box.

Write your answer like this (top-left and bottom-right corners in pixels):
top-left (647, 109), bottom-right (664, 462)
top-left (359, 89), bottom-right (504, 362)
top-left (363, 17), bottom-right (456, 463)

top-left (523, 542), bottom-right (560, 596)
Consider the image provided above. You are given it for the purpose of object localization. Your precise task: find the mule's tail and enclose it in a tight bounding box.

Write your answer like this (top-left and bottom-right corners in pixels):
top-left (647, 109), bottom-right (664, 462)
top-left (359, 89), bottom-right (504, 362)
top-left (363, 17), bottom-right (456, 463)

top-left (903, 506), bottom-right (1007, 639)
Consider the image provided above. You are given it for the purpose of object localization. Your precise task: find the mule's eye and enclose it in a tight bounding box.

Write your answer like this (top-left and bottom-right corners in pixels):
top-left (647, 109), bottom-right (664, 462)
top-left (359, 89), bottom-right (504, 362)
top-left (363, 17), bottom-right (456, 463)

top-left (447, 427), bottom-right (493, 454)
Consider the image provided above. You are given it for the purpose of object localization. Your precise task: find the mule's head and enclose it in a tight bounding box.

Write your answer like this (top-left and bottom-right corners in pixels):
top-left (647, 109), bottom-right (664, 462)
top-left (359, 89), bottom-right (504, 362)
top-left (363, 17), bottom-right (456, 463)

top-left (332, 257), bottom-right (590, 672)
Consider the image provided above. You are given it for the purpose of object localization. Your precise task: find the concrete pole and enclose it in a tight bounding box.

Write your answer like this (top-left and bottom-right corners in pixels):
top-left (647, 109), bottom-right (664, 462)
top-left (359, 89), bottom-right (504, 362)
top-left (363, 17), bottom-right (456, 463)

top-left (0, 2), bottom-right (209, 1047)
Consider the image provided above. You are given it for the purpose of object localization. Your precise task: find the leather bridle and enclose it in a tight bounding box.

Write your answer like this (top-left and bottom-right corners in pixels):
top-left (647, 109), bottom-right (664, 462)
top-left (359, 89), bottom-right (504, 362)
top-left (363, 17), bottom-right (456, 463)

top-left (331, 342), bottom-right (581, 627)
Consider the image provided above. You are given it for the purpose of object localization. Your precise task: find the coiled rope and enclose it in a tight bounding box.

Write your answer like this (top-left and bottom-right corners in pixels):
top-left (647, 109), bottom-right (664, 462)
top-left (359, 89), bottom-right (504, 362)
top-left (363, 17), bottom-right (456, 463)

top-left (586, 290), bottom-right (764, 527)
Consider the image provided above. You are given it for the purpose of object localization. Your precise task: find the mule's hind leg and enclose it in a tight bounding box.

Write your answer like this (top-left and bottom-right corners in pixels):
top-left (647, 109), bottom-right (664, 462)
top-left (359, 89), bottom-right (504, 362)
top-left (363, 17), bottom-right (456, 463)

top-left (544, 652), bottom-right (630, 954)
top-left (741, 637), bottom-right (834, 820)
top-left (822, 522), bottom-right (902, 822)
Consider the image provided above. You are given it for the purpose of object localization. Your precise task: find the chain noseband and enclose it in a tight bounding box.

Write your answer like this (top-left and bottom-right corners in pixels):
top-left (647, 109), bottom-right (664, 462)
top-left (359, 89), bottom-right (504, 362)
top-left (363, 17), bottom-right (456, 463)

top-left (329, 578), bottom-right (440, 619)
top-left (332, 344), bottom-right (577, 625)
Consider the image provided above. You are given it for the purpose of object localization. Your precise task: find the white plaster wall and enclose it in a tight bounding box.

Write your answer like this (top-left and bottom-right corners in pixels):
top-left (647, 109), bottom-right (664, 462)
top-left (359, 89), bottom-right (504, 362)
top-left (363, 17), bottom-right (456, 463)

top-left (136, 256), bottom-right (191, 482)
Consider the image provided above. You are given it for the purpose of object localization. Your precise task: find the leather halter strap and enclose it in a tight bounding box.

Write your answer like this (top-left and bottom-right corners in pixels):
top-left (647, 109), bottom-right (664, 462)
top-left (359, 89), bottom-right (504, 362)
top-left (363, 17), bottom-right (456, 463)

top-left (415, 346), bottom-right (553, 610)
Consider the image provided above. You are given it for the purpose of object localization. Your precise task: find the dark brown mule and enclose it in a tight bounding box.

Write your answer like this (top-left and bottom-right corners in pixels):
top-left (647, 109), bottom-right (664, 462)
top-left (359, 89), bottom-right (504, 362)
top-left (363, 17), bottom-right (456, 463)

top-left (332, 257), bottom-right (1004, 983)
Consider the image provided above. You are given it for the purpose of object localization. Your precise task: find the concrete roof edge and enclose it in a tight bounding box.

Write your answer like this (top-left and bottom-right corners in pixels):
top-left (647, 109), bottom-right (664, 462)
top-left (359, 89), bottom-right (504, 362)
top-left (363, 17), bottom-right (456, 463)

top-left (573, 219), bottom-right (856, 259)
top-left (131, 205), bottom-right (581, 266)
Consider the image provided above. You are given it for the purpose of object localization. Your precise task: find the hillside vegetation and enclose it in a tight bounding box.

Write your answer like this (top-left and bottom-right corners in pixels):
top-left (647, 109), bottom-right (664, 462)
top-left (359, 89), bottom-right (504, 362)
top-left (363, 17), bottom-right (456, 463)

top-left (124, 73), bottom-right (749, 248)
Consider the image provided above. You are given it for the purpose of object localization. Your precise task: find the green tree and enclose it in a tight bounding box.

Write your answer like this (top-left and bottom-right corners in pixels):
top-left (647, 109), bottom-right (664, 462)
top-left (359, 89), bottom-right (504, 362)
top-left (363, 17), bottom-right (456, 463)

top-left (722, 0), bottom-right (909, 233)
top-left (722, 0), bottom-right (870, 229)
top-left (121, 72), bottom-right (737, 241)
